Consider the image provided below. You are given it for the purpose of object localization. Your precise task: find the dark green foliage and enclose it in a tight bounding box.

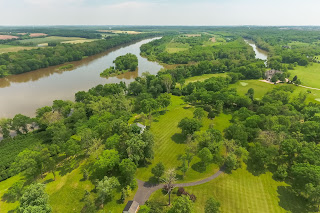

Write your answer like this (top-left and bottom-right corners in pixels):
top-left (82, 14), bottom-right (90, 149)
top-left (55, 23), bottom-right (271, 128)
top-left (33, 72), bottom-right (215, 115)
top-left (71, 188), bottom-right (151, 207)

top-left (0, 33), bottom-right (156, 76)
top-left (19, 183), bottom-right (52, 213)
top-left (205, 197), bottom-right (221, 213)
top-left (114, 53), bottom-right (138, 71)
top-left (178, 117), bottom-right (202, 136)
top-left (151, 162), bottom-right (165, 181)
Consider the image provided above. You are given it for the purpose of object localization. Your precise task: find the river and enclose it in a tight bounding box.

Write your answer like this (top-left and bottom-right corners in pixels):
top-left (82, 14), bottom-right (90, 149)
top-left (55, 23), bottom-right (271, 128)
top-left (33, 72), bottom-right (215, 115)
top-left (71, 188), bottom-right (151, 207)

top-left (0, 38), bottom-right (163, 118)
top-left (244, 39), bottom-right (268, 61)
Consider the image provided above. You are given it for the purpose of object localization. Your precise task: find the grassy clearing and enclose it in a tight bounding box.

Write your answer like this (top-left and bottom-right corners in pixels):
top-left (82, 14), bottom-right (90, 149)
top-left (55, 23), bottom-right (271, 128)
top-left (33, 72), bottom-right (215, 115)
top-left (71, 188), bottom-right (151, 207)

top-left (0, 44), bottom-right (36, 53)
top-left (289, 64), bottom-right (320, 88)
top-left (19, 36), bottom-right (89, 46)
top-left (61, 39), bottom-right (96, 44)
top-left (0, 174), bottom-right (22, 212)
top-left (150, 165), bottom-right (307, 213)
top-left (230, 79), bottom-right (320, 103)
top-left (165, 42), bottom-right (190, 53)
top-left (185, 73), bottom-right (227, 84)
top-left (203, 35), bottom-right (226, 47)
top-left (135, 95), bottom-right (230, 183)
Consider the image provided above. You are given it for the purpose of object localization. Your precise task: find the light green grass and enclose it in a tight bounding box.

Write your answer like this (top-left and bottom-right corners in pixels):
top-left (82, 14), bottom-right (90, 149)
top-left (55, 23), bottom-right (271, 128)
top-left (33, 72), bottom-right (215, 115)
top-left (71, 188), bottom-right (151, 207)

top-left (0, 174), bottom-right (22, 212)
top-left (0, 44), bottom-right (36, 53)
top-left (185, 73), bottom-right (227, 84)
top-left (230, 79), bottom-right (320, 103)
top-left (150, 165), bottom-right (309, 213)
top-left (289, 64), bottom-right (320, 89)
top-left (136, 95), bottom-right (230, 183)
top-left (165, 42), bottom-right (190, 53)
top-left (288, 41), bottom-right (310, 47)
top-left (19, 36), bottom-right (89, 46)
top-left (176, 73), bottom-right (227, 89)
top-left (230, 80), bottom-right (275, 99)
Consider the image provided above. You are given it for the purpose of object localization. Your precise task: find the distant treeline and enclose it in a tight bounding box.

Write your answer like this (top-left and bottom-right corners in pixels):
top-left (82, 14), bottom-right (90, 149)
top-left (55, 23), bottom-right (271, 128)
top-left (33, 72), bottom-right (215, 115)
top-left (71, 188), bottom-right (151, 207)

top-left (0, 33), bottom-right (159, 77)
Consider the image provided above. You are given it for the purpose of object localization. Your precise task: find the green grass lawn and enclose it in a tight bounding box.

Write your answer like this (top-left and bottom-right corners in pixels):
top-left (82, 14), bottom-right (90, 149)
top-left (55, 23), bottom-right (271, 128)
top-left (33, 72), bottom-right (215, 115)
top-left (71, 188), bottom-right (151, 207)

top-left (175, 73), bottom-right (228, 89)
top-left (149, 165), bottom-right (309, 213)
top-left (0, 174), bottom-right (22, 212)
top-left (18, 36), bottom-right (91, 46)
top-left (165, 42), bottom-right (190, 53)
top-left (230, 79), bottom-right (320, 103)
top-left (135, 95), bottom-right (231, 183)
top-left (289, 64), bottom-right (320, 88)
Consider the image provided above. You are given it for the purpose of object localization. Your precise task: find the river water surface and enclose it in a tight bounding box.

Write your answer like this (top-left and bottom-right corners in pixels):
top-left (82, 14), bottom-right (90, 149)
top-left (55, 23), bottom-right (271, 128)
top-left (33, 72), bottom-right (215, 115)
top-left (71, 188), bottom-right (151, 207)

top-left (244, 39), bottom-right (268, 61)
top-left (0, 38), bottom-right (163, 118)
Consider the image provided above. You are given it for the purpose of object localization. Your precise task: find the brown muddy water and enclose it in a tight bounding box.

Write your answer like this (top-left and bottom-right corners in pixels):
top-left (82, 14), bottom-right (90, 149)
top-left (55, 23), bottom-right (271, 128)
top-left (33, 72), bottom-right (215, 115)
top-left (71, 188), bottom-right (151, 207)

top-left (244, 39), bottom-right (268, 61)
top-left (0, 38), bottom-right (163, 118)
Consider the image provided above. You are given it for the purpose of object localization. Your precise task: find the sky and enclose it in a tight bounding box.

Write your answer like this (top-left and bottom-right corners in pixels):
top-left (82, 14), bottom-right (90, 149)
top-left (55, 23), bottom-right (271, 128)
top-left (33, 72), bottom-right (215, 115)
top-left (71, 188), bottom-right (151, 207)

top-left (1, 0), bottom-right (320, 26)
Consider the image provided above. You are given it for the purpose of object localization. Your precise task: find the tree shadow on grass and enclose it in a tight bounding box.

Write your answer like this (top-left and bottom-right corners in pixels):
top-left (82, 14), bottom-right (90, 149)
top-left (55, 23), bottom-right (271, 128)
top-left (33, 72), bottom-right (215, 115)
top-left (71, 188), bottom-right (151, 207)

top-left (42, 178), bottom-right (54, 184)
top-left (171, 133), bottom-right (186, 144)
top-left (58, 155), bottom-right (84, 176)
top-left (277, 186), bottom-right (316, 213)
top-left (191, 162), bottom-right (207, 173)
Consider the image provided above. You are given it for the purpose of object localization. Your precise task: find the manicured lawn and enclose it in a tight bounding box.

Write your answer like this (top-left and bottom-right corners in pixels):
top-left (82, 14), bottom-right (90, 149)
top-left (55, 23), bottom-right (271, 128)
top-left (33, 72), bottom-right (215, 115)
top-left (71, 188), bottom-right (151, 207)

top-left (289, 64), bottom-right (320, 88)
top-left (230, 79), bottom-right (320, 103)
top-left (149, 165), bottom-right (308, 213)
top-left (0, 174), bottom-right (22, 212)
top-left (135, 95), bottom-right (230, 183)
top-left (0, 44), bottom-right (36, 53)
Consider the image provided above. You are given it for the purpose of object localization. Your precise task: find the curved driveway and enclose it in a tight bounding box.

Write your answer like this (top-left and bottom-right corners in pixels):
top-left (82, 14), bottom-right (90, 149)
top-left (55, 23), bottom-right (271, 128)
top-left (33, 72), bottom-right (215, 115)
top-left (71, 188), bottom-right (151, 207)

top-left (133, 168), bottom-right (224, 205)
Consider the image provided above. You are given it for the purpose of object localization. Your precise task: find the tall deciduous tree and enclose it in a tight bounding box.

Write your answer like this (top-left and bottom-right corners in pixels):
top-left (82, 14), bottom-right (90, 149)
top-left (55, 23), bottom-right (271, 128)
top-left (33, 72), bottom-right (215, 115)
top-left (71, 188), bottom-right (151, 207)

top-left (163, 168), bottom-right (177, 206)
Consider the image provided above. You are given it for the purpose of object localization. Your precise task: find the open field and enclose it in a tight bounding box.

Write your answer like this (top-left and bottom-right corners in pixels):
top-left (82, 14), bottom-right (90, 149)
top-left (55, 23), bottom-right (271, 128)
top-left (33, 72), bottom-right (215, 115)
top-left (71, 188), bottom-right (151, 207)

top-left (19, 36), bottom-right (92, 46)
top-left (165, 42), bottom-right (190, 53)
top-left (230, 79), bottom-right (320, 103)
top-left (289, 64), bottom-right (320, 89)
top-left (185, 73), bottom-right (227, 84)
top-left (29, 33), bottom-right (47, 37)
top-left (135, 95), bottom-right (231, 183)
top-left (97, 30), bottom-right (141, 34)
top-left (149, 164), bottom-right (307, 213)
top-left (61, 39), bottom-right (97, 44)
top-left (0, 44), bottom-right (36, 53)
top-left (0, 35), bottom-right (18, 40)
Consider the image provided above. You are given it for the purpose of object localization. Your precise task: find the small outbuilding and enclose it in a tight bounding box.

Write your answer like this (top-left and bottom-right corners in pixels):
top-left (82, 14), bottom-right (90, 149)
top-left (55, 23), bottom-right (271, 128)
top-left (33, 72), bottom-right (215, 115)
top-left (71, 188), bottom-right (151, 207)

top-left (136, 123), bottom-right (146, 134)
top-left (123, 200), bottom-right (139, 213)
top-left (265, 69), bottom-right (283, 82)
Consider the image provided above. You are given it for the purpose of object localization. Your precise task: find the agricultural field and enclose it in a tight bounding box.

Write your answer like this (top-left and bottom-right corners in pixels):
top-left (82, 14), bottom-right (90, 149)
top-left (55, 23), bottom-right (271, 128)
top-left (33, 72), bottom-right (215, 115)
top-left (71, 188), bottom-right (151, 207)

top-left (289, 64), bottom-right (320, 89)
top-left (0, 44), bottom-right (36, 53)
top-left (0, 35), bottom-right (19, 40)
top-left (149, 164), bottom-right (307, 213)
top-left (97, 30), bottom-right (142, 34)
top-left (18, 36), bottom-right (95, 46)
top-left (135, 95), bottom-right (231, 183)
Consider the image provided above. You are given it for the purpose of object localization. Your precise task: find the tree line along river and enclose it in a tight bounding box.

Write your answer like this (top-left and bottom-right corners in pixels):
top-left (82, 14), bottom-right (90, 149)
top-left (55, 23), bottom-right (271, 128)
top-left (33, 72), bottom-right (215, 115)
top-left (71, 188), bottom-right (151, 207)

top-left (0, 38), bottom-right (267, 119)
top-left (0, 38), bottom-right (163, 118)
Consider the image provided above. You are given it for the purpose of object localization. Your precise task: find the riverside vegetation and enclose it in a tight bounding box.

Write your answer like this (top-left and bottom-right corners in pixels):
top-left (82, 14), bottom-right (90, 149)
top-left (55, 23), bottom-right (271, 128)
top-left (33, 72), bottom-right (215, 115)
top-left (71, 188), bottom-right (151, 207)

top-left (100, 53), bottom-right (138, 78)
top-left (1, 26), bottom-right (320, 213)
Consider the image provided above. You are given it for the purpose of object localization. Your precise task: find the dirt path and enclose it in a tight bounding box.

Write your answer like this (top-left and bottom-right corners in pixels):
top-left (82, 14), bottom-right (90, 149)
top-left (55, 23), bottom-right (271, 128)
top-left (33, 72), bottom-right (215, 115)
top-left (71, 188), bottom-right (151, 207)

top-left (133, 168), bottom-right (224, 205)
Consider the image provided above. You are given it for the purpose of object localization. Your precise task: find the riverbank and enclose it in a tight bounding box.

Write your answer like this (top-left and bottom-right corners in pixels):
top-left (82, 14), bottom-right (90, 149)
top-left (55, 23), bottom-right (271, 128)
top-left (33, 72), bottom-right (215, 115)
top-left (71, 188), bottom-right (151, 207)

top-left (0, 38), bottom-right (163, 118)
